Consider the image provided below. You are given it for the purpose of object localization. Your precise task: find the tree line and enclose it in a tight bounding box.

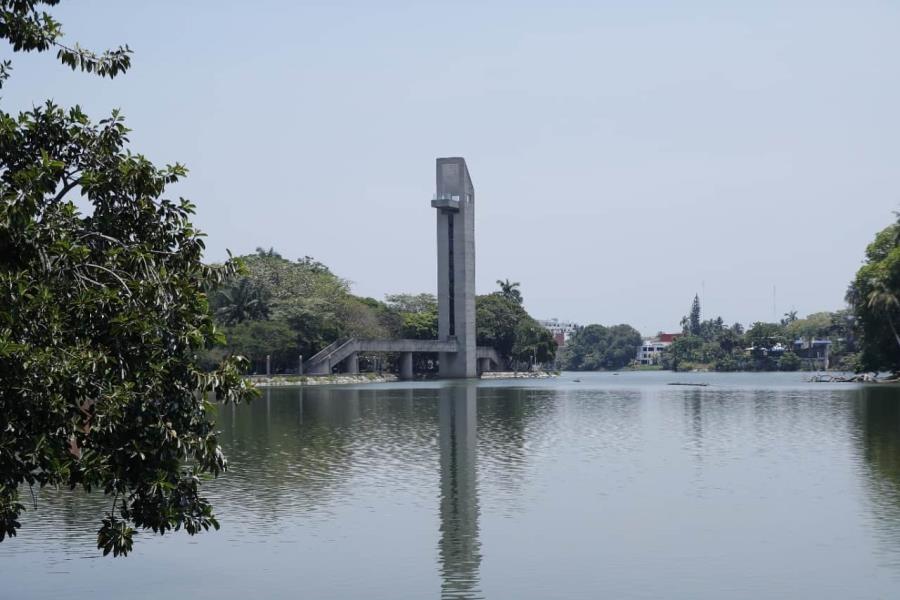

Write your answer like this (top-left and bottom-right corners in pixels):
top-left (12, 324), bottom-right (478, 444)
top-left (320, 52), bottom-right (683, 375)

top-left (561, 208), bottom-right (900, 375)
top-left (658, 297), bottom-right (856, 372)
top-left (205, 250), bottom-right (557, 373)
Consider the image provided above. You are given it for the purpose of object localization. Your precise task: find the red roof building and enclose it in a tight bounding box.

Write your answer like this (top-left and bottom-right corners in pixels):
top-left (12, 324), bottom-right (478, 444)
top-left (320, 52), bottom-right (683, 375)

top-left (657, 333), bottom-right (681, 343)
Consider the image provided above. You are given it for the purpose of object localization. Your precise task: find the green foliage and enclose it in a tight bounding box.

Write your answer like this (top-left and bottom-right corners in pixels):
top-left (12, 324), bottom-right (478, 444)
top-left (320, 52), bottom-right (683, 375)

top-left (745, 322), bottom-right (787, 349)
top-left (784, 311), bottom-right (832, 340)
top-left (778, 351), bottom-right (801, 371)
top-left (476, 293), bottom-right (521, 359)
top-left (212, 277), bottom-right (270, 325)
top-left (688, 294), bottom-right (701, 336)
top-left (400, 310), bottom-right (438, 340)
top-left (209, 253), bottom-right (404, 371)
top-left (562, 324), bottom-right (642, 370)
top-left (847, 216), bottom-right (900, 373)
top-left (385, 293), bottom-right (436, 314)
top-left (0, 3), bottom-right (257, 557)
top-left (0, 102), bottom-right (257, 555)
top-left (220, 320), bottom-right (298, 373)
top-left (476, 292), bottom-right (555, 368)
top-left (659, 292), bottom-right (855, 372)
top-left (512, 319), bottom-right (557, 365)
top-left (496, 279), bottom-right (523, 305)
top-left (0, 1), bottom-right (132, 89)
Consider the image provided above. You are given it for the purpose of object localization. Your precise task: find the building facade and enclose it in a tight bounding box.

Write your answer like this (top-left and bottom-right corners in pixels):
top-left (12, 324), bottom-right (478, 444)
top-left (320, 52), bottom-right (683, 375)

top-left (538, 318), bottom-right (578, 348)
top-left (432, 158), bottom-right (477, 378)
top-left (636, 333), bottom-right (681, 365)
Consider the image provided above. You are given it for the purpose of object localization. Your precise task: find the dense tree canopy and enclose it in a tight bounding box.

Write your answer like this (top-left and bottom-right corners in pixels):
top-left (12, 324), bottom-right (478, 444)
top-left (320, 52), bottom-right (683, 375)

top-left (209, 252), bottom-right (403, 372)
top-left (0, 1), bottom-right (257, 557)
top-left (660, 294), bottom-right (856, 372)
top-left (848, 215), bottom-right (900, 373)
top-left (476, 285), bottom-right (556, 368)
top-left (561, 324), bottom-right (642, 370)
top-left (212, 264), bottom-right (557, 373)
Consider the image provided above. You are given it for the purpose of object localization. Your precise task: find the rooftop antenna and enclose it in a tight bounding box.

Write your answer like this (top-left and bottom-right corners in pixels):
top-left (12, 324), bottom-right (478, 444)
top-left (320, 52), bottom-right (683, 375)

top-left (773, 285), bottom-right (777, 322)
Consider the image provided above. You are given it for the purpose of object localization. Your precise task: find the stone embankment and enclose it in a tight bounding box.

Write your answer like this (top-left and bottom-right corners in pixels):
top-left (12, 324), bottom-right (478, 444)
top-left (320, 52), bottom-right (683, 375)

top-left (251, 371), bottom-right (558, 387)
top-left (252, 374), bottom-right (399, 387)
top-left (809, 373), bottom-right (896, 383)
top-left (480, 371), bottom-right (558, 380)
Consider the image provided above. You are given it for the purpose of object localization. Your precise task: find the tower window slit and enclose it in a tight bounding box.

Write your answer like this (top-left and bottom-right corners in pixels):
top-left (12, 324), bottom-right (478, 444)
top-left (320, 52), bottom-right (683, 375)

top-left (448, 214), bottom-right (455, 336)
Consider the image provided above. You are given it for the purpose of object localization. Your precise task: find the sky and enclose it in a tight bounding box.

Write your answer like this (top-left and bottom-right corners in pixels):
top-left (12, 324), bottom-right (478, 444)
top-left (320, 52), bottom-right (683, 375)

top-left (5, 0), bottom-right (899, 335)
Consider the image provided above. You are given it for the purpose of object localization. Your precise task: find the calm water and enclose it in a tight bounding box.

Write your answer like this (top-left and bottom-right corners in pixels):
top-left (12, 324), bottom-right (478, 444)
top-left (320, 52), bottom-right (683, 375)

top-left (4, 371), bottom-right (900, 599)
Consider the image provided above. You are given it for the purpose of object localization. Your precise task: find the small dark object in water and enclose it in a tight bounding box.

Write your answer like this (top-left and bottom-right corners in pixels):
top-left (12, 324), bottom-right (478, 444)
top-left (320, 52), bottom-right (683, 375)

top-left (668, 382), bottom-right (709, 387)
top-left (572, 379), bottom-right (581, 382)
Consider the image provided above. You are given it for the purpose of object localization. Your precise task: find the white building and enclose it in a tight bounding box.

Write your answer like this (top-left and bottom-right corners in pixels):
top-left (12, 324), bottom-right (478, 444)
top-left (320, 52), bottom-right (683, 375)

top-left (636, 333), bottom-right (680, 365)
top-left (537, 318), bottom-right (578, 347)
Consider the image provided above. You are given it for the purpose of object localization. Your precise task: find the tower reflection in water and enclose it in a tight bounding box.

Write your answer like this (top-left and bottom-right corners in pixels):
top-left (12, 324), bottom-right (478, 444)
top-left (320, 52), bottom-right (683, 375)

top-left (437, 383), bottom-right (483, 599)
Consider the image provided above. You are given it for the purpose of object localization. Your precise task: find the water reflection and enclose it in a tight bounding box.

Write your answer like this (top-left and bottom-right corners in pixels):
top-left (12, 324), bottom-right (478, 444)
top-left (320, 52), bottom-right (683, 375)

top-left (853, 386), bottom-right (900, 562)
top-left (9, 375), bottom-right (900, 599)
top-left (438, 384), bottom-right (483, 599)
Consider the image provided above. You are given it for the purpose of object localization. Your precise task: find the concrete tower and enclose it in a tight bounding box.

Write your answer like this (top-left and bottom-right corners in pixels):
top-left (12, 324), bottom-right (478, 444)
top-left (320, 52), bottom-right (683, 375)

top-left (432, 157), bottom-right (477, 378)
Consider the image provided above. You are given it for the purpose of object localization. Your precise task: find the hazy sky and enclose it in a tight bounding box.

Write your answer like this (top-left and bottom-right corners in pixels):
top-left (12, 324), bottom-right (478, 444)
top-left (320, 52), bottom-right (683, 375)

top-left (5, 0), bottom-right (899, 335)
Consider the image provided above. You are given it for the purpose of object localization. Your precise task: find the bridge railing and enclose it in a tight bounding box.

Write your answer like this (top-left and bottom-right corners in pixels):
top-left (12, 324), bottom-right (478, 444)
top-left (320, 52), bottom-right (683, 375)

top-left (306, 338), bottom-right (347, 364)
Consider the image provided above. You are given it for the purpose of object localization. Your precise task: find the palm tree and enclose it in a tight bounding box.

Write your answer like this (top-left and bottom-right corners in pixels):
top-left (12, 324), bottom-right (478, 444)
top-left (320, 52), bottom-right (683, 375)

top-left (216, 278), bottom-right (270, 325)
top-left (867, 283), bottom-right (900, 351)
top-left (255, 246), bottom-right (282, 259)
top-left (496, 279), bottom-right (522, 304)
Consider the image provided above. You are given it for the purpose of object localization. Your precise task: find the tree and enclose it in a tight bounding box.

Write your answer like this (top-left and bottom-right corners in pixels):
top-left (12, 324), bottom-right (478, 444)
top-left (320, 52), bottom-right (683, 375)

top-left (221, 320), bottom-right (298, 374)
top-left (496, 279), bottom-right (523, 305)
top-left (254, 246), bottom-right (282, 259)
top-left (867, 285), bottom-right (900, 350)
top-left (476, 291), bottom-right (555, 367)
top-left (213, 277), bottom-right (270, 325)
top-left (847, 215), bottom-right (900, 373)
top-left (778, 351), bottom-right (801, 371)
top-left (0, 0), bottom-right (132, 89)
top-left (511, 320), bottom-right (557, 367)
top-left (562, 324), bottom-right (642, 371)
top-left (0, 2), bottom-right (256, 556)
top-left (385, 293), bottom-right (437, 315)
top-left (689, 294), bottom-right (702, 336)
top-left (781, 310), bottom-right (798, 326)
top-left (400, 310), bottom-right (438, 340)
top-left (476, 293), bottom-right (524, 360)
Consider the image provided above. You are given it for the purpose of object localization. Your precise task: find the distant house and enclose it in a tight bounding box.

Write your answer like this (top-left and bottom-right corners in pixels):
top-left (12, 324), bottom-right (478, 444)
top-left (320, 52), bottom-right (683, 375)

top-left (793, 338), bottom-right (832, 368)
top-left (745, 343), bottom-right (787, 357)
top-left (538, 318), bottom-right (578, 348)
top-left (636, 333), bottom-right (681, 365)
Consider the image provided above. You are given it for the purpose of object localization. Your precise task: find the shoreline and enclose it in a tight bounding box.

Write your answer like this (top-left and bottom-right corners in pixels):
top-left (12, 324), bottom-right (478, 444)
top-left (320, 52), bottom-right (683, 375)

top-left (250, 370), bottom-right (558, 387)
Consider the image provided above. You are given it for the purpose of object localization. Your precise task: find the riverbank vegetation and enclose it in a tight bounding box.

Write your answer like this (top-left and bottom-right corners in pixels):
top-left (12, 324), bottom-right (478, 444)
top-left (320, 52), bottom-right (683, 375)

top-left (560, 324), bottom-right (642, 370)
top-left (0, 2), bottom-right (256, 557)
top-left (848, 213), bottom-right (900, 376)
top-left (207, 250), bottom-right (556, 373)
top-left (657, 295), bottom-right (858, 372)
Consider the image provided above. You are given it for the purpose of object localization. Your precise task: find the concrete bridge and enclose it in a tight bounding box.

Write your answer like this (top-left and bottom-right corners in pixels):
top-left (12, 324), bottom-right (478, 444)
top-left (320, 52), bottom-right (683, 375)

top-left (304, 338), bottom-right (502, 379)
top-left (304, 157), bottom-right (498, 380)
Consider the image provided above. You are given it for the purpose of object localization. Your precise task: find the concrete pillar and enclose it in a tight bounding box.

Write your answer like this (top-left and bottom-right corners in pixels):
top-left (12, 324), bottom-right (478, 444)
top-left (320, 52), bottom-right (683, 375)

top-left (477, 357), bottom-right (491, 374)
top-left (344, 352), bottom-right (359, 374)
top-left (400, 352), bottom-right (414, 380)
top-left (266, 354), bottom-right (271, 377)
top-left (298, 355), bottom-right (304, 375)
top-left (432, 157), bottom-right (477, 378)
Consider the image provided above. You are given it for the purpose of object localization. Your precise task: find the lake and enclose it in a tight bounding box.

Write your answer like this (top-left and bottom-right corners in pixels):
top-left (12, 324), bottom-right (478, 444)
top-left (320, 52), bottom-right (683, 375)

top-left (3, 371), bottom-right (900, 599)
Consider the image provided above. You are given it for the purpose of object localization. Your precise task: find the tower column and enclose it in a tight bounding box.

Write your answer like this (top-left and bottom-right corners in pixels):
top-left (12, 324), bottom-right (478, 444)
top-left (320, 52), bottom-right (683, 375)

top-left (432, 157), bottom-right (477, 378)
top-left (400, 352), bottom-right (414, 380)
